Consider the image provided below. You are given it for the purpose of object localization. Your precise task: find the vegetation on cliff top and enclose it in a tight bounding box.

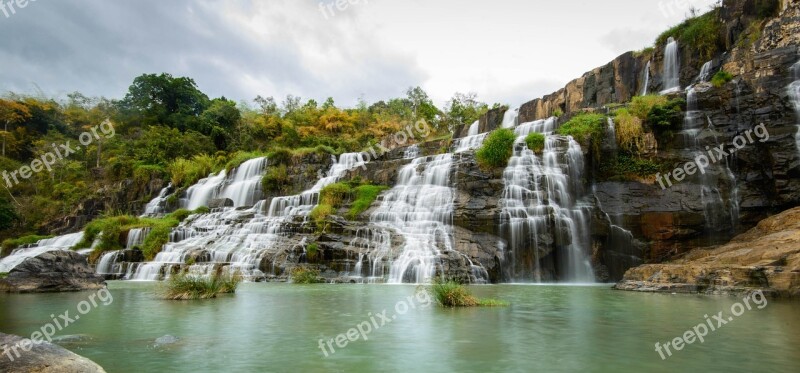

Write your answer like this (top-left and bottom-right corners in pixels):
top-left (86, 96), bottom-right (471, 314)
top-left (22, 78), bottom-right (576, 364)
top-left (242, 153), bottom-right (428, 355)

top-left (656, 6), bottom-right (722, 60)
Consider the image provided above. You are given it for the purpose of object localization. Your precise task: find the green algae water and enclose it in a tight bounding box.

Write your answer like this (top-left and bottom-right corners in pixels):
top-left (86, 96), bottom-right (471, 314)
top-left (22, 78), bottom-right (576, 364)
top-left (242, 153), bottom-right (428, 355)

top-left (1, 282), bottom-right (799, 372)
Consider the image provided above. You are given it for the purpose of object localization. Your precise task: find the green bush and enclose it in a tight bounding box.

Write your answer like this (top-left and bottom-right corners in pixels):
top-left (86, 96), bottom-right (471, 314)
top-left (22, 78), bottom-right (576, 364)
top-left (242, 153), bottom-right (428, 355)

top-left (630, 95), bottom-right (667, 120)
top-left (711, 70), bottom-right (734, 87)
top-left (646, 98), bottom-right (684, 128)
top-left (159, 272), bottom-right (242, 300)
top-left (168, 155), bottom-right (216, 188)
top-left (306, 243), bottom-right (318, 259)
top-left (476, 129), bottom-right (517, 168)
top-left (347, 185), bottom-right (388, 219)
top-left (320, 182), bottom-right (352, 207)
top-left (310, 203), bottom-right (334, 225)
top-left (525, 133), bottom-right (545, 153)
top-left (266, 147), bottom-right (293, 166)
top-left (556, 113), bottom-right (606, 151)
top-left (290, 267), bottom-right (324, 284)
top-left (133, 164), bottom-right (167, 185)
top-left (614, 109), bottom-right (644, 155)
top-left (261, 164), bottom-right (289, 193)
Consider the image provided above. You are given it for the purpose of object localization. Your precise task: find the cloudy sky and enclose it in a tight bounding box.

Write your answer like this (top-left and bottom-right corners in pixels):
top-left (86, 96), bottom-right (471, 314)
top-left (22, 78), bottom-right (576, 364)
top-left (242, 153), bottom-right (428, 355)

top-left (0, 0), bottom-right (717, 108)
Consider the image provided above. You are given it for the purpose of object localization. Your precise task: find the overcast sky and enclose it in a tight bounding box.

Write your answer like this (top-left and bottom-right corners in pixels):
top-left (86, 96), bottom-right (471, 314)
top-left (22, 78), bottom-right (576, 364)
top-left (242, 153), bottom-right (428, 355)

top-left (0, 0), bottom-right (717, 108)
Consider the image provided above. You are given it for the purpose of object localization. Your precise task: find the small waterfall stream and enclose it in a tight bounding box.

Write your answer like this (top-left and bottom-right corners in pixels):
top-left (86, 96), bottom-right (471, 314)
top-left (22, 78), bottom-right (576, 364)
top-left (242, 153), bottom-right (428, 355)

top-left (641, 61), bottom-right (651, 95)
top-left (0, 233), bottom-right (85, 273)
top-left (220, 157), bottom-right (268, 207)
top-left (790, 61), bottom-right (800, 156)
top-left (661, 37), bottom-right (680, 93)
top-left (143, 184), bottom-right (172, 216)
top-left (502, 107), bottom-right (520, 128)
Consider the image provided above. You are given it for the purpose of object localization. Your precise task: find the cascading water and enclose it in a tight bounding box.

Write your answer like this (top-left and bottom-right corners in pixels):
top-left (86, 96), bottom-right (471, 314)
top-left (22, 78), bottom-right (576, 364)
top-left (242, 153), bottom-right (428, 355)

top-left (641, 61), bottom-right (651, 95)
top-left (499, 118), bottom-right (594, 282)
top-left (661, 37), bottom-right (680, 93)
top-left (404, 144), bottom-right (420, 159)
top-left (606, 117), bottom-right (618, 150)
top-left (789, 61), bottom-right (800, 156)
top-left (182, 171), bottom-right (227, 210)
top-left (143, 184), bottom-right (172, 216)
top-left (219, 157), bottom-right (268, 207)
top-left (696, 60), bottom-right (713, 83)
top-left (502, 107), bottom-right (520, 128)
top-left (0, 233), bottom-right (85, 273)
top-left (467, 120), bottom-right (480, 136)
top-left (130, 153), bottom-right (367, 281)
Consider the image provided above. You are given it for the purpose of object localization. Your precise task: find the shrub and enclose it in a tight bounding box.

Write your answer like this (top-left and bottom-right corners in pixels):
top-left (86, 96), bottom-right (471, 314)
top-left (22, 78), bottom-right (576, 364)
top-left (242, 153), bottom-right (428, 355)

top-left (614, 109), bottom-right (645, 155)
top-left (261, 164), bottom-right (289, 193)
top-left (290, 267), bottom-right (324, 284)
top-left (133, 164), bottom-right (167, 185)
top-left (306, 243), bottom-right (318, 259)
top-left (310, 203), bottom-right (334, 225)
top-left (320, 182), bottom-right (352, 207)
top-left (711, 70), bottom-right (734, 87)
top-left (266, 147), bottom-right (293, 166)
top-left (556, 113), bottom-right (606, 152)
top-left (552, 108), bottom-right (564, 118)
top-left (599, 153), bottom-right (669, 181)
top-left (476, 129), bottom-right (517, 168)
top-left (630, 95), bottom-right (668, 120)
top-left (525, 132), bottom-right (545, 153)
top-left (168, 155), bottom-right (215, 187)
top-left (347, 185), bottom-right (388, 219)
top-left (159, 272), bottom-right (242, 300)
top-left (430, 280), bottom-right (509, 308)
top-left (647, 98), bottom-right (684, 128)
top-left (140, 217), bottom-right (180, 260)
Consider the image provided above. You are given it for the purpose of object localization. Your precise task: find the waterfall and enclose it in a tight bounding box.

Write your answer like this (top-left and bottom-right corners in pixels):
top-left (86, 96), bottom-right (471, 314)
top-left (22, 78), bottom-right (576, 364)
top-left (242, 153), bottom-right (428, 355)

top-left (499, 118), bottom-right (594, 282)
top-left (182, 171), bottom-right (227, 210)
top-left (143, 184), bottom-right (171, 216)
top-left (467, 120), bottom-right (480, 136)
top-left (453, 133), bottom-right (489, 153)
top-left (126, 228), bottom-right (150, 249)
top-left (790, 61), bottom-right (800, 156)
top-left (661, 37), bottom-right (680, 93)
top-left (606, 117), bottom-right (618, 150)
top-left (130, 153), bottom-right (367, 281)
top-left (96, 251), bottom-right (120, 275)
top-left (502, 107), bottom-right (520, 128)
top-left (0, 232), bottom-right (85, 273)
top-left (696, 60), bottom-right (713, 83)
top-left (220, 157), bottom-right (268, 207)
top-left (641, 61), bottom-right (651, 95)
top-left (404, 144), bottom-right (420, 159)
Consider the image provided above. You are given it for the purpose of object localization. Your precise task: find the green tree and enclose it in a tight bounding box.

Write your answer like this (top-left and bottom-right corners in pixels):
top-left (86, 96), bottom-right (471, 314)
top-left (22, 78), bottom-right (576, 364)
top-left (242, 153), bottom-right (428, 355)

top-left (119, 73), bottom-right (210, 130)
top-left (0, 99), bottom-right (31, 157)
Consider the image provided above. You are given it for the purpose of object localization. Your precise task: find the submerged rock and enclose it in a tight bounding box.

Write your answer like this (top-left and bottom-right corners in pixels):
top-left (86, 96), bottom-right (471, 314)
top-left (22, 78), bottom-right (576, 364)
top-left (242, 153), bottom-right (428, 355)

top-left (0, 250), bottom-right (106, 293)
top-left (0, 332), bottom-right (106, 372)
top-left (616, 206), bottom-right (800, 297)
top-left (154, 335), bottom-right (179, 347)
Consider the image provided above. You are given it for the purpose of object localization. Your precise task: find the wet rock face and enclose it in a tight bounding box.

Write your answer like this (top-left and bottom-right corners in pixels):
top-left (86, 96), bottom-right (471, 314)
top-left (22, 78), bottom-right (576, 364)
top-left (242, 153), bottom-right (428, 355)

top-left (0, 332), bottom-right (106, 372)
top-left (0, 250), bottom-right (106, 293)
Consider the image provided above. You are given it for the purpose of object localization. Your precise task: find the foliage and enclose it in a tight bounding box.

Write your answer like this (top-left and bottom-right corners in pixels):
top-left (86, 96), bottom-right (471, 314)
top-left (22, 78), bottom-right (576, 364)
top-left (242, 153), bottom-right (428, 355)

top-left (261, 164), bottom-right (289, 193)
top-left (599, 153), bottom-right (669, 181)
top-left (614, 109), bottom-right (645, 155)
top-left (630, 95), bottom-right (668, 120)
top-left (159, 272), bottom-right (242, 300)
top-left (75, 214), bottom-right (182, 261)
top-left (306, 243), bottom-right (318, 260)
top-left (632, 46), bottom-right (655, 58)
top-left (552, 108), bottom-right (564, 118)
top-left (476, 129), bottom-right (517, 168)
top-left (646, 98), bottom-right (684, 128)
top-left (441, 93), bottom-right (489, 133)
top-left (309, 204), bottom-right (335, 225)
top-left (556, 113), bottom-right (606, 153)
top-left (656, 8), bottom-right (723, 60)
top-left (525, 133), bottom-right (545, 153)
top-left (290, 267), bottom-right (324, 284)
top-left (429, 280), bottom-right (508, 308)
top-left (711, 70), bottom-right (734, 87)
top-left (347, 185), bottom-right (388, 219)
top-left (320, 182), bottom-right (352, 207)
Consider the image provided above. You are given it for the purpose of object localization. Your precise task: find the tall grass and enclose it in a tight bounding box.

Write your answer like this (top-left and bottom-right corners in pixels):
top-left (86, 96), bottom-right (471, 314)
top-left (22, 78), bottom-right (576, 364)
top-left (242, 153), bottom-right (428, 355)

top-left (614, 109), bottom-right (644, 155)
top-left (430, 280), bottom-right (509, 308)
top-left (291, 267), bottom-right (324, 284)
top-left (159, 272), bottom-right (242, 300)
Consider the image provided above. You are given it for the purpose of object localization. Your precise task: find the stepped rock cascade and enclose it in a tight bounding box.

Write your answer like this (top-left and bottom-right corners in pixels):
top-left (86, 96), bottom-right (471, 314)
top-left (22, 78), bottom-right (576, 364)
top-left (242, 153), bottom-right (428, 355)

top-left (96, 228), bottom-right (151, 276)
top-left (790, 61), bottom-right (800, 156)
top-left (403, 144), bottom-right (420, 159)
top-left (142, 184), bottom-right (171, 216)
top-left (220, 157), bottom-right (269, 207)
top-left (641, 60), bottom-right (651, 95)
top-left (182, 171), bottom-right (227, 211)
top-left (502, 107), bottom-right (520, 128)
top-left (129, 153), bottom-right (367, 280)
top-left (0, 233), bottom-right (85, 273)
top-left (499, 118), bottom-right (594, 282)
top-left (661, 37), bottom-right (680, 93)
top-left (453, 133), bottom-right (489, 153)
top-left (96, 251), bottom-right (119, 275)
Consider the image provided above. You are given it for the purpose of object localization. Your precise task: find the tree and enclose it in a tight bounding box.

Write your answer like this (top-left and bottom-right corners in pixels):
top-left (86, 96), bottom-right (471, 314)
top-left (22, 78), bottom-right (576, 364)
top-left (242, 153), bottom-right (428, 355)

top-left (119, 73), bottom-right (210, 130)
top-left (406, 86), bottom-right (440, 125)
top-left (442, 92), bottom-right (489, 133)
top-left (0, 99), bottom-right (31, 157)
top-left (201, 98), bottom-right (241, 149)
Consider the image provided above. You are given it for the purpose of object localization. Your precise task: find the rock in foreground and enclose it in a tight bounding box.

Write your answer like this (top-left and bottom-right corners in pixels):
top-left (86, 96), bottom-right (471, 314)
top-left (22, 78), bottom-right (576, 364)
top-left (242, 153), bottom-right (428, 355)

top-left (0, 333), bottom-right (106, 372)
top-left (615, 207), bottom-right (800, 297)
top-left (0, 250), bottom-right (106, 293)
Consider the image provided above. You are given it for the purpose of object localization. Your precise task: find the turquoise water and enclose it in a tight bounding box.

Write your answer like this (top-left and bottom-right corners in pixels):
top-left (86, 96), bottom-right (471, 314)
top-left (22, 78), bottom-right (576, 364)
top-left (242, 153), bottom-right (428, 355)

top-left (1, 282), bottom-right (798, 372)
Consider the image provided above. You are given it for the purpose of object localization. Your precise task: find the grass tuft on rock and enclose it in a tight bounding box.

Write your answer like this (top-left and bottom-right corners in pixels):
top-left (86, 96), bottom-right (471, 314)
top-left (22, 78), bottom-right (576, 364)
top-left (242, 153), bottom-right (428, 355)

top-left (525, 132), bottom-right (545, 153)
top-left (430, 280), bottom-right (509, 308)
top-left (159, 272), bottom-right (242, 300)
top-left (291, 267), bottom-right (324, 284)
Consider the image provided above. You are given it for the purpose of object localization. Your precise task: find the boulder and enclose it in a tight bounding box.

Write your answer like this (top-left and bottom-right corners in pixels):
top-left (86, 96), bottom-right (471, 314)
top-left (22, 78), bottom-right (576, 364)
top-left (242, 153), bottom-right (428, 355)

top-left (0, 333), bottom-right (106, 372)
top-left (0, 250), bottom-right (106, 293)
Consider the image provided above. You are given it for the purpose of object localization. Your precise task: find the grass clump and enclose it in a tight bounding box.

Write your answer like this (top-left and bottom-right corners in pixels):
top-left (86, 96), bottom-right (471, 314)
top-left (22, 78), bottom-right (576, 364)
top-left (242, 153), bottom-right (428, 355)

top-left (430, 280), bottom-right (509, 308)
top-left (476, 128), bottom-right (517, 168)
top-left (614, 109), bottom-right (645, 155)
top-left (711, 70), bottom-right (734, 88)
top-left (656, 8), bottom-right (722, 60)
top-left (261, 164), bottom-right (289, 193)
top-left (347, 185), bottom-right (388, 219)
top-left (306, 243), bottom-right (318, 259)
top-left (76, 214), bottom-right (183, 261)
top-left (168, 155), bottom-right (218, 188)
top-left (159, 272), bottom-right (242, 300)
top-left (525, 132), bottom-right (545, 153)
top-left (556, 113), bottom-right (606, 153)
top-left (291, 267), bottom-right (324, 284)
